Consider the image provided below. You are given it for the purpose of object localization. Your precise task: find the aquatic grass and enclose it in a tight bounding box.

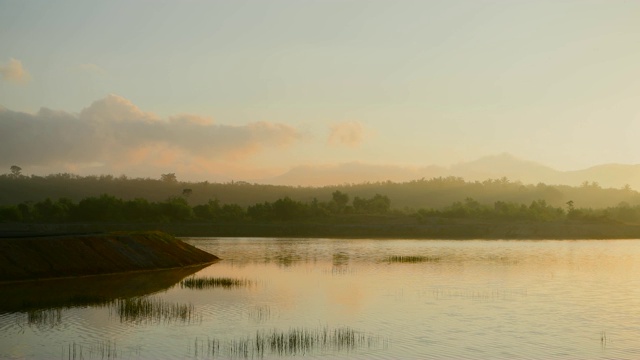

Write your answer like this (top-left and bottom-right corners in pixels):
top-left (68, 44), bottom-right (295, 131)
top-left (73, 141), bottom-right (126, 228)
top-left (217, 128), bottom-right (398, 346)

top-left (601, 331), bottom-right (609, 348)
top-left (273, 254), bottom-right (302, 267)
top-left (180, 276), bottom-right (252, 290)
top-left (27, 308), bottom-right (62, 327)
top-left (324, 266), bottom-right (357, 276)
top-left (247, 305), bottom-right (272, 323)
top-left (192, 326), bottom-right (387, 358)
top-left (386, 255), bottom-right (441, 263)
top-left (63, 340), bottom-right (124, 360)
top-left (332, 252), bottom-right (350, 266)
top-left (111, 297), bottom-right (199, 324)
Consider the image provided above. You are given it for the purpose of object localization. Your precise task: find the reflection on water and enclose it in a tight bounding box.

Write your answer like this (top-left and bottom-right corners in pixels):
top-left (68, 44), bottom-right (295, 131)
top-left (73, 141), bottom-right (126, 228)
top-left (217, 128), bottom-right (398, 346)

top-left (2, 238), bottom-right (640, 359)
top-left (0, 264), bottom-right (208, 313)
top-left (27, 308), bottom-right (62, 328)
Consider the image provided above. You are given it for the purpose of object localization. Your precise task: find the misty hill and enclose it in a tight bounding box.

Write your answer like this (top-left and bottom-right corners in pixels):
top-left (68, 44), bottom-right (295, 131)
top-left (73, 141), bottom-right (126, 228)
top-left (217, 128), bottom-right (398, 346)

top-left (266, 153), bottom-right (640, 190)
top-left (448, 154), bottom-right (559, 184)
top-left (264, 162), bottom-right (447, 186)
top-left (2, 171), bottom-right (640, 212)
top-left (3, 153), bottom-right (640, 212)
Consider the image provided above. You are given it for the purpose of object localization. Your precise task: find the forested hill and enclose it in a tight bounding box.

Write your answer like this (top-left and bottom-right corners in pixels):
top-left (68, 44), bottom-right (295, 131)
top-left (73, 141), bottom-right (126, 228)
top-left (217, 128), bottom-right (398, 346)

top-left (1, 172), bottom-right (640, 210)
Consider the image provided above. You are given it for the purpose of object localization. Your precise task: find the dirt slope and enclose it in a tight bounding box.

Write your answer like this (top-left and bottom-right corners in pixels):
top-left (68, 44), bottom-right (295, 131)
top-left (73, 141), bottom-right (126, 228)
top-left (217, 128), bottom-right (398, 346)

top-left (0, 231), bottom-right (218, 282)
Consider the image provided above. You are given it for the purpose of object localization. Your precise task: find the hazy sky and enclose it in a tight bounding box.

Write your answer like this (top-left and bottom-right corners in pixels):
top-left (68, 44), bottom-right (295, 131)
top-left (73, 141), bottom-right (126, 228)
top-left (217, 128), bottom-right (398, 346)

top-left (1, 0), bottom-right (639, 182)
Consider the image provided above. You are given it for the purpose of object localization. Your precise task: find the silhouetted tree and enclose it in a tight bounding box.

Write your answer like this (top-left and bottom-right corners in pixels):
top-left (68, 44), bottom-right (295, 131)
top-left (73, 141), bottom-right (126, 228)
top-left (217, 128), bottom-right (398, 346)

top-left (161, 173), bottom-right (177, 183)
top-left (160, 197), bottom-right (193, 221)
top-left (331, 191), bottom-right (349, 213)
top-left (193, 199), bottom-right (221, 221)
top-left (353, 194), bottom-right (391, 214)
top-left (218, 204), bottom-right (246, 221)
top-left (77, 194), bottom-right (124, 221)
top-left (272, 197), bottom-right (308, 220)
top-left (10, 165), bottom-right (22, 178)
top-left (123, 198), bottom-right (157, 221)
top-left (566, 200), bottom-right (575, 212)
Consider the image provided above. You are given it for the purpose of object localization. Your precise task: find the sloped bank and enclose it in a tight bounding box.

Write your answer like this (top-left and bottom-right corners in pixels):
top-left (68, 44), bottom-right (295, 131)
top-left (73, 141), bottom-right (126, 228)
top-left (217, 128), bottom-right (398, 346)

top-left (0, 231), bottom-right (218, 283)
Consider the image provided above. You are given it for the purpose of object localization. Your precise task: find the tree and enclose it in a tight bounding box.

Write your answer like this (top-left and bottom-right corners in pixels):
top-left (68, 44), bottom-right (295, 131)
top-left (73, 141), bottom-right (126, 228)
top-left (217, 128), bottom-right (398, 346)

top-left (10, 165), bottom-right (22, 177)
top-left (353, 194), bottom-right (391, 214)
top-left (272, 197), bottom-right (307, 220)
top-left (566, 200), bottom-right (574, 212)
top-left (161, 173), bottom-right (177, 182)
top-left (194, 199), bottom-right (221, 221)
top-left (331, 191), bottom-right (349, 213)
top-left (77, 194), bottom-right (124, 221)
top-left (160, 196), bottom-right (193, 221)
top-left (182, 188), bottom-right (193, 198)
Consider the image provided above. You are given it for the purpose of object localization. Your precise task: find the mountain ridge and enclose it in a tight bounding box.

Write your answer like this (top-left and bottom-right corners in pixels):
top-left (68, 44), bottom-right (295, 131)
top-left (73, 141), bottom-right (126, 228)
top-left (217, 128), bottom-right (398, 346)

top-left (262, 153), bottom-right (640, 190)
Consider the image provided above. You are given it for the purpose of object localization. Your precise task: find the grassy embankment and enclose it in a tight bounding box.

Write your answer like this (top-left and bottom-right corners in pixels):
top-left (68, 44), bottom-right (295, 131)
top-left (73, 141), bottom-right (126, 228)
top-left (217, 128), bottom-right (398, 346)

top-left (0, 231), bottom-right (218, 283)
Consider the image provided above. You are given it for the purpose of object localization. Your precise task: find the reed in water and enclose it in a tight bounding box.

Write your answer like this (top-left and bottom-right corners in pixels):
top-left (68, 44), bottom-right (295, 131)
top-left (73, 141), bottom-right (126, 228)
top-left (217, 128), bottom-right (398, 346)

top-left (386, 255), bottom-right (441, 263)
top-left (192, 326), bottom-right (387, 358)
top-left (180, 276), bottom-right (252, 290)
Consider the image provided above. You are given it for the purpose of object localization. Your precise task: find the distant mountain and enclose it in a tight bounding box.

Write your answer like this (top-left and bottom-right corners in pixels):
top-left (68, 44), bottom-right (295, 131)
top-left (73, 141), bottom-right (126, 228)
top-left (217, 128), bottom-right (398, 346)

top-left (263, 162), bottom-right (447, 186)
top-left (567, 164), bottom-right (640, 189)
top-left (262, 153), bottom-right (640, 190)
top-left (448, 153), bottom-right (560, 184)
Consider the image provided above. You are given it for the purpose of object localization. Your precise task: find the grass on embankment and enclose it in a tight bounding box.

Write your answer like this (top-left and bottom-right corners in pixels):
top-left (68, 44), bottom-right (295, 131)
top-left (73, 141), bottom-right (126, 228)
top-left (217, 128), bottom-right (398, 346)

top-left (0, 231), bottom-right (218, 283)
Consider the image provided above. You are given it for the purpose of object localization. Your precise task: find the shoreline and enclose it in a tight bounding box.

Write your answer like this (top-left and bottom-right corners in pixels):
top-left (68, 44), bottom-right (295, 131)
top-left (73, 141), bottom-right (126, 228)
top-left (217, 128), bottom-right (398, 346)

top-left (3, 219), bottom-right (640, 240)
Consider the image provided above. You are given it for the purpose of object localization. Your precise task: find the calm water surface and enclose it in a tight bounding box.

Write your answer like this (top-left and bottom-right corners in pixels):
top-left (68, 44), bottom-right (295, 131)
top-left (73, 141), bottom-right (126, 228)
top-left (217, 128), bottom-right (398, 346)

top-left (1, 238), bottom-right (640, 359)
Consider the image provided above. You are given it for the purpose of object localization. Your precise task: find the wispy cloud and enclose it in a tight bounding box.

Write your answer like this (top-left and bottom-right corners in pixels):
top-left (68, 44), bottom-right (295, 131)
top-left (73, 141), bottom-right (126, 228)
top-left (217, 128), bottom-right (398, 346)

top-left (0, 58), bottom-right (31, 84)
top-left (0, 95), bottom-right (301, 175)
top-left (328, 121), bottom-right (366, 148)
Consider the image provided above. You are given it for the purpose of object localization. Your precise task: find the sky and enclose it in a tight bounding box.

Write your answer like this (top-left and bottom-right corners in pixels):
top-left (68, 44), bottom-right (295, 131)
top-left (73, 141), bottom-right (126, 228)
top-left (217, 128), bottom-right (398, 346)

top-left (1, 0), bottom-right (640, 183)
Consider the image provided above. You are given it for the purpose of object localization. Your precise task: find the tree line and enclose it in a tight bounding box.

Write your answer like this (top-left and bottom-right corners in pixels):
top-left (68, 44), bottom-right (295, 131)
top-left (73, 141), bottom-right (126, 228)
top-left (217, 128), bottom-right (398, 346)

top-left (0, 191), bottom-right (391, 223)
top-left (3, 169), bottom-right (640, 211)
top-left (2, 190), bottom-right (640, 224)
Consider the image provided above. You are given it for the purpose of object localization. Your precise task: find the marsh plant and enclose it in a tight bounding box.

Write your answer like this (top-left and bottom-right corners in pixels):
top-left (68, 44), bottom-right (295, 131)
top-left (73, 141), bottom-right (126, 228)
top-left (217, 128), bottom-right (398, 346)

top-left (386, 255), bottom-right (441, 263)
top-left (180, 276), bottom-right (252, 290)
top-left (111, 297), bottom-right (199, 324)
top-left (191, 326), bottom-right (387, 358)
top-left (247, 305), bottom-right (272, 323)
top-left (26, 308), bottom-right (62, 328)
top-left (63, 340), bottom-right (124, 360)
top-left (332, 252), bottom-right (350, 266)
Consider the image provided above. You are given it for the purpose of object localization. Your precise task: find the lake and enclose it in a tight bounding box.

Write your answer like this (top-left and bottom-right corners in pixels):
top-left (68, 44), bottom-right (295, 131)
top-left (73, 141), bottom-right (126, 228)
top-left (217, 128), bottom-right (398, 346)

top-left (1, 238), bottom-right (640, 359)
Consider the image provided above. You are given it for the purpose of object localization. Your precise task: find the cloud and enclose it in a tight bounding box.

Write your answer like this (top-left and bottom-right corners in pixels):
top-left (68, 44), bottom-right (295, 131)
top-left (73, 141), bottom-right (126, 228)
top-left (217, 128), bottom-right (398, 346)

top-left (0, 95), bottom-right (301, 175)
top-left (0, 58), bottom-right (31, 84)
top-left (328, 121), bottom-right (366, 148)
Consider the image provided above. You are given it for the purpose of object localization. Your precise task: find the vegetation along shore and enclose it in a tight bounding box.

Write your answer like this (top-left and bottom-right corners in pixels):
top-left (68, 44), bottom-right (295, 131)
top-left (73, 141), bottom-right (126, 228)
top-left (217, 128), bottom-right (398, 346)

top-left (3, 171), bottom-right (640, 239)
